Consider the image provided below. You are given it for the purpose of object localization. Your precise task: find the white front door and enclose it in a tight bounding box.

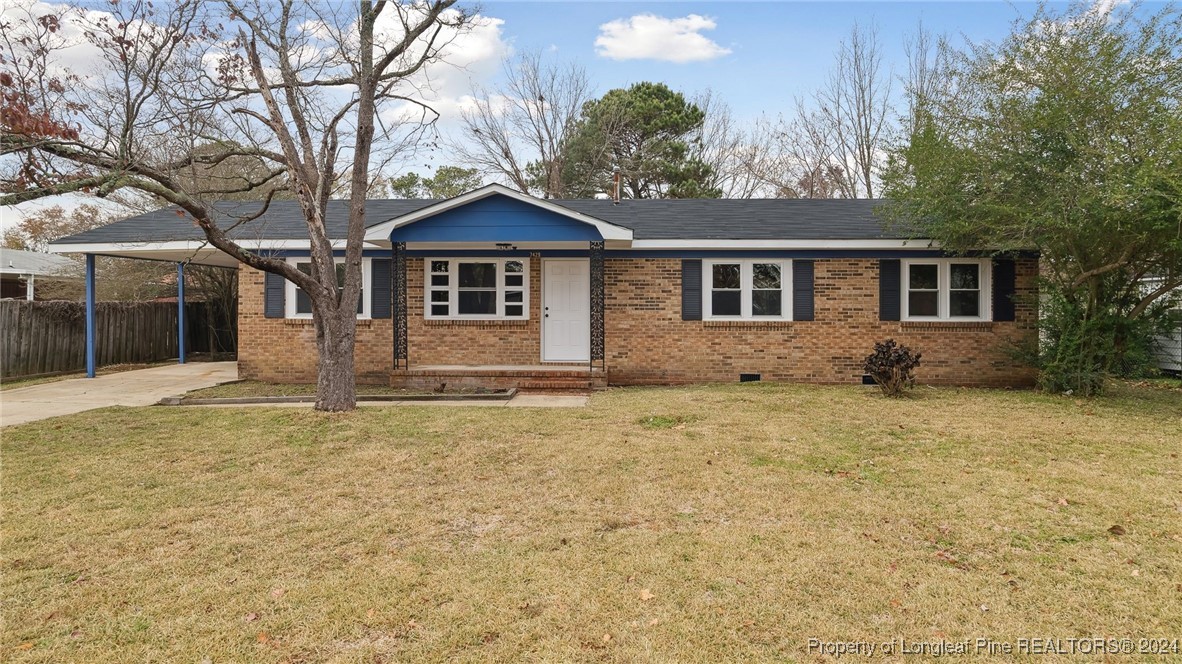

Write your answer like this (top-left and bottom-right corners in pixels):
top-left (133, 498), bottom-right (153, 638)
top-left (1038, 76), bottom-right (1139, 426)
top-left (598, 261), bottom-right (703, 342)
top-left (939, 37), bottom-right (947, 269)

top-left (543, 259), bottom-right (590, 362)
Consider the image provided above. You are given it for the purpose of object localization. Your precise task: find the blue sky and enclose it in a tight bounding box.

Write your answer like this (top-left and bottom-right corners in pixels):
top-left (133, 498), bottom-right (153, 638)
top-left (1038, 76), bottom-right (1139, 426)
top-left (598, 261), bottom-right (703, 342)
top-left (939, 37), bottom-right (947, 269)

top-left (0, 0), bottom-right (1168, 229)
top-left (468, 1), bottom-right (1160, 124)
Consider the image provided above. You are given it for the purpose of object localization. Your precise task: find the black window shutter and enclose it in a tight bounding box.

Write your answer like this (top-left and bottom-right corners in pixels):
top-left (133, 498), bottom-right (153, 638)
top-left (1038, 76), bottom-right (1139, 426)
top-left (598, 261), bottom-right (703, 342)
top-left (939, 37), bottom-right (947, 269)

top-left (792, 260), bottom-right (815, 321)
top-left (992, 258), bottom-right (1017, 321)
top-left (371, 259), bottom-right (392, 319)
top-left (879, 259), bottom-right (901, 321)
top-left (681, 260), bottom-right (702, 321)
top-left (264, 270), bottom-right (285, 318)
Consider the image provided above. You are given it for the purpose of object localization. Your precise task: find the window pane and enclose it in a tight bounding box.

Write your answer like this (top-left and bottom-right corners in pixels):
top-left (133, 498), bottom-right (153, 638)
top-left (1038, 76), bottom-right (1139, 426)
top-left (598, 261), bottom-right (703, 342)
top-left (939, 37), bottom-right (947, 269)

top-left (505, 274), bottom-right (523, 287)
top-left (430, 290), bottom-right (449, 302)
top-left (505, 290), bottom-right (523, 303)
top-left (909, 264), bottom-right (938, 290)
top-left (950, 263), bottom-right (979, 290)
top-left (712, 290), bottom-right (741, 316)
top-left (505, 305), bottom-right (523, 317)
top-left (712, 264), bottom-right (740, 289)
top-left (431, 261), bottom-right (448, 273)
top-left (296, 289), bottom-right (312, 314)
top-left (335, 263), bottom-right (347, 288)
top-left (431, 274), bottom-right (448, 287)
top-left (459, 263), bottom-right (496, 288)
top-left (950, 291), bottom-right (980, 317)
top-left (752, 290), bottom-right (782, 316)
top-left (356, 290), bottom-right (364, 315)
top-left (458, 290), bottom-right (496, 314)
top-left (753, 263), bottom-right (781, 290)
top-left (431, 304), bottom-right (449, 316)
top-left (297, 262), bottom-right (312, 276)
top-left (909, 291), bottom-right (938, 317)
top-left (505, 260), bottom-right (523, 273)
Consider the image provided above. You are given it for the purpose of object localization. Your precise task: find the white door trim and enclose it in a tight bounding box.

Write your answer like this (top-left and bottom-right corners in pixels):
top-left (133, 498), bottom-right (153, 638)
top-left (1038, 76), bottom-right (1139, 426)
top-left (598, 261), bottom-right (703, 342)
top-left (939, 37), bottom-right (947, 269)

top-left (541, 258), bottom-right (591, 363)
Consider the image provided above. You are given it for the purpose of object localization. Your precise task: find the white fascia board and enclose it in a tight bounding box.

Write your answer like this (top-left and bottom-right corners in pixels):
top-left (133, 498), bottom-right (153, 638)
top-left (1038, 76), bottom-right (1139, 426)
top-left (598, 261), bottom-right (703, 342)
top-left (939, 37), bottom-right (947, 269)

top-left (363, 183), bottom-right (634, 242)
top-left (628, 239), bottom-right (940, 250)
top-left (47, 239), bottom-right (379, 254)
top-left (402, 240), bottom-right (633, 251)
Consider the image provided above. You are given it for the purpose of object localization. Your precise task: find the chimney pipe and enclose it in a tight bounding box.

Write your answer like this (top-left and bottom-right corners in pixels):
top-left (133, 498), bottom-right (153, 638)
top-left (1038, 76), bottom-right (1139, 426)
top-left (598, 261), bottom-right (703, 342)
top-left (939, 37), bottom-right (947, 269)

top-left (612, 166), bottom-right (621, 205)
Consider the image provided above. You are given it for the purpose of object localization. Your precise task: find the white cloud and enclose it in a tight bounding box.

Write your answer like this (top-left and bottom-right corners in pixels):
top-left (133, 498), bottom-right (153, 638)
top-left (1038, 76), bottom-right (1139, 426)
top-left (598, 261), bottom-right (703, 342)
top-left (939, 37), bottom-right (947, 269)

top-left (1088, 0), bottom-right (1130, 17)
top-left (378, 12), bottom-right (511, 144)
top-left (595, 14), bottom-right (730, 63)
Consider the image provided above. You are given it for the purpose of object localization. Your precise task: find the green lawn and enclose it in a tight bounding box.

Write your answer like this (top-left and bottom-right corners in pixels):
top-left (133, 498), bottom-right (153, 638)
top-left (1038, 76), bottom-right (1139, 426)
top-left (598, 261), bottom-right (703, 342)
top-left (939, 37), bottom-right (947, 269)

top-left (2, 383), bottom-right (1180, 662)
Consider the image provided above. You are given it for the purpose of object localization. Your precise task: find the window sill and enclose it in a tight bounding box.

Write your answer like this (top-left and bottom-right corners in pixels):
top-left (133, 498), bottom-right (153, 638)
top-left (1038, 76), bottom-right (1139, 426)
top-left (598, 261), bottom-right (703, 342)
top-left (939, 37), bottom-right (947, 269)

top-left (702, 320), bottom-right (794, 329)
top-left (424, 319), bottom-right (530, 328)
top-left (284, 319), bottom-right (374, 327)
top-left (899, 320), bottom-right (993, 330)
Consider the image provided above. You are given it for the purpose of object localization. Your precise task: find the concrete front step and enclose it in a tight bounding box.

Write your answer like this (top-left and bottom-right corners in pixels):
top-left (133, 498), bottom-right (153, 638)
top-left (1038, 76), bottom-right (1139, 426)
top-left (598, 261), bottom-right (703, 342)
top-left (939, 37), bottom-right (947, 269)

top-left (391, 365), bottom-right (606, 391)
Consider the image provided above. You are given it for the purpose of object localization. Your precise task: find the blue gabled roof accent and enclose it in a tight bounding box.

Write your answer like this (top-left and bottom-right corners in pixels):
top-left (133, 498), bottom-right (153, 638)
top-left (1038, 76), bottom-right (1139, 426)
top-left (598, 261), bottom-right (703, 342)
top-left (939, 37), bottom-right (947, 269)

top-left (388, 193), bottom-right (604, 243)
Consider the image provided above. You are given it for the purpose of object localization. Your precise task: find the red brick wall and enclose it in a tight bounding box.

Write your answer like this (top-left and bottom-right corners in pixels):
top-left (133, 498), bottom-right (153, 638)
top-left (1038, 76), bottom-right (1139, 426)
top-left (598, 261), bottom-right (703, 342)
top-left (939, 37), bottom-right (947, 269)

top-left (237, 256), bottom-right (1038, 387)
top-left (603, 258), bottom-right (1038, 386)
top-left (405, 258), bottom-right (553, 365)
top-left (237, 266), bottom-right (393, 384)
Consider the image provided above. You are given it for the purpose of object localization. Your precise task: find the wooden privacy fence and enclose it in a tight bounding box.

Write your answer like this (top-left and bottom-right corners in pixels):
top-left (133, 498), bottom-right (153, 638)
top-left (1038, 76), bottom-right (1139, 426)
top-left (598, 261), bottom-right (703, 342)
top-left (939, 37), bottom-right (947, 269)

top-left (0, 300), bottom-right (232, 380)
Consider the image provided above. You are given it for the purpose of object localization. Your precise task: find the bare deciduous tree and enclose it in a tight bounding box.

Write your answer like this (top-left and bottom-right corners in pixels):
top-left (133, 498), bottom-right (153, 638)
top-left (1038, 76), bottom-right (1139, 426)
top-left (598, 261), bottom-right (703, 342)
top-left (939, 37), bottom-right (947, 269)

top-left (454, 51), bottom-right (592, 198)
top-left (690, 90), bottom-right (769, 199)
top-left (814, 21), bottom-right (894, 198)
top-left (1, 0), bottom-right (470, 410)
top-left (902, 21), bottom-right (951, 137)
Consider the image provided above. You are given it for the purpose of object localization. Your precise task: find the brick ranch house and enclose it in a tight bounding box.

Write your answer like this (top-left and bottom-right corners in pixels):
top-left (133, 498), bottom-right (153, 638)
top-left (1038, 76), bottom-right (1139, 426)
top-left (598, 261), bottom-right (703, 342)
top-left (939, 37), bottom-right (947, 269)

top-left (50, 184), bottom-right (1038, 389)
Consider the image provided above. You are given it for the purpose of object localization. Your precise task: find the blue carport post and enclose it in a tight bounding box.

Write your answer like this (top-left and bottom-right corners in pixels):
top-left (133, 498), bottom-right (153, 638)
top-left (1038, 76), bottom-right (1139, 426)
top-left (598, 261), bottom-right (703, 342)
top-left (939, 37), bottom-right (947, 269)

top-left (85, 253), bottom-right (96, 378)
top-left (177, 262), bottom-right (186, 364)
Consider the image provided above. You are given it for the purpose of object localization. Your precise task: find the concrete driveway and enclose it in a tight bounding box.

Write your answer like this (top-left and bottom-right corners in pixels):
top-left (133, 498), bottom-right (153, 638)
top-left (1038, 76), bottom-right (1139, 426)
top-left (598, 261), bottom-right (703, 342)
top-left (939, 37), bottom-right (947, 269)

top-left (1, 362), bottom-right (237, 427)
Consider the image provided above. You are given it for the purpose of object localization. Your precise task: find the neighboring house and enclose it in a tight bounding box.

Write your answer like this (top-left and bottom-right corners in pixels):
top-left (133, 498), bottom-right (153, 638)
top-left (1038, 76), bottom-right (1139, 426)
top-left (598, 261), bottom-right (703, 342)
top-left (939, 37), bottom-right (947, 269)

top-left (0, 247), bottom-right (78, 300)
top-left (49, 184), bottom-right (1038, 388)
top-left (1146, 276), bottom-right (1182, 375)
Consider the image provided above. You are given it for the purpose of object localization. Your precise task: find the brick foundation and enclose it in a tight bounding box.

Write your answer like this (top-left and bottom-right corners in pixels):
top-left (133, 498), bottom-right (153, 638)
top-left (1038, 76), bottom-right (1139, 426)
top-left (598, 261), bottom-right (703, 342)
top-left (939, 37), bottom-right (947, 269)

top-left (237, 256), bottom-right (1038, 388)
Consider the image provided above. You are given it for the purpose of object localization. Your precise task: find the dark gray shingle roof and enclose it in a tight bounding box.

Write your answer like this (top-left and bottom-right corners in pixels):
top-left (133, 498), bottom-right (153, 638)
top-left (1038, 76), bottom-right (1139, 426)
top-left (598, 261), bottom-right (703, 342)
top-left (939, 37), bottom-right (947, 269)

top-left (558, 198), bottom-right (896, 240)
top-left (52, 197), bottom-right (904, 244)
top-left (53, 200), bottom-right (436, 245)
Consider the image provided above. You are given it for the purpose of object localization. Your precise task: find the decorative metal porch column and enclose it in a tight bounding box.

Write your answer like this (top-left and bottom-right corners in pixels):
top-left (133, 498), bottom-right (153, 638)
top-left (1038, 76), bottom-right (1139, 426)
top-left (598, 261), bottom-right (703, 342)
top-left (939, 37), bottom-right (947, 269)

top-left (392, 242), bottom-right (408, 370)
top-left (590, 240), bottom-right (605, 371)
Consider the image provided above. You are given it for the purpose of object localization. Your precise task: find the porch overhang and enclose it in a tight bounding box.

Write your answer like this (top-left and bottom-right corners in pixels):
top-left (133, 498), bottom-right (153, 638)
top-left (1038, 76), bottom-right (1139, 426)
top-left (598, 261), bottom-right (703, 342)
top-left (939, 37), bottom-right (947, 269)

top-left (376, 240), bottom-right (631, 253)
top-left (363, 184), bottom-right (634, 246)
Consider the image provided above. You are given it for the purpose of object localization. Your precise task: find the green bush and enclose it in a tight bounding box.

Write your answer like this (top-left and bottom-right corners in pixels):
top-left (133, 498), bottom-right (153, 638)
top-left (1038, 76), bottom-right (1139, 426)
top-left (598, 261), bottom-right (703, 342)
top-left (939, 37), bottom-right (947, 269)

top-left (1034, 289), bottom-right (1173, 396)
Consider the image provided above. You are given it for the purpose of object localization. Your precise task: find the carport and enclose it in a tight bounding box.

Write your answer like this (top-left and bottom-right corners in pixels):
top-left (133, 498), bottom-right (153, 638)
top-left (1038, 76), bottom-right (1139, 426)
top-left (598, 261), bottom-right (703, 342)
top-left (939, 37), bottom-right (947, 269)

top-left (46, 239), bottom-right (240, 378)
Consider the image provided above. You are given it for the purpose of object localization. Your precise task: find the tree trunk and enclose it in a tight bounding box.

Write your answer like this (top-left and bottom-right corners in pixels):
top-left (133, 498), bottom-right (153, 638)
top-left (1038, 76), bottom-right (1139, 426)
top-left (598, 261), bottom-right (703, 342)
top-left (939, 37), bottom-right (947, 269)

top-left (313, 305), bottom-right (357, 411)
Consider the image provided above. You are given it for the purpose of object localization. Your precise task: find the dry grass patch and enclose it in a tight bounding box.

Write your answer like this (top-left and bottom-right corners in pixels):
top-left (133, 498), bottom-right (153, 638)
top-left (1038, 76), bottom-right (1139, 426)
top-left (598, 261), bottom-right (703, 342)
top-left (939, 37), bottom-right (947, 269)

top-left (2, 383), bottom-right (1180, 662)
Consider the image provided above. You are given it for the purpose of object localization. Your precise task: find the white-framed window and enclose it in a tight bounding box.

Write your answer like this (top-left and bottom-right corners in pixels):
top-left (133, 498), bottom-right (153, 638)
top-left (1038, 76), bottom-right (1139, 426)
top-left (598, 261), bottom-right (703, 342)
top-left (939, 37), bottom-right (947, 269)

top-left (902, 259), bottom-right (991, 321)
top-left (426, 258), bottom-right (529, 319)
top-left (703, 259), bottom-right (793, 320)
top-left (285, 257), bottom-right (372, 319)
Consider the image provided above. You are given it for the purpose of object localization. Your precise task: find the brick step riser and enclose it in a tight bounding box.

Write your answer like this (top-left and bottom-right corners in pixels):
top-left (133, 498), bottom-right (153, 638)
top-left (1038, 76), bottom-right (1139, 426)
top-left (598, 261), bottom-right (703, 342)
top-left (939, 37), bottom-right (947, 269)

top-left (391, 374), bottom-right (604, 391)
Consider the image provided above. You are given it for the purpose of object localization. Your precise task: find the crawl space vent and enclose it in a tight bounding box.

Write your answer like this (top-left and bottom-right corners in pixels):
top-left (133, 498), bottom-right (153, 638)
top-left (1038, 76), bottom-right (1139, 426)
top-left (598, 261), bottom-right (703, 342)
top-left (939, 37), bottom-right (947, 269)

top-left (739, 373), bottom-right (761, 383)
